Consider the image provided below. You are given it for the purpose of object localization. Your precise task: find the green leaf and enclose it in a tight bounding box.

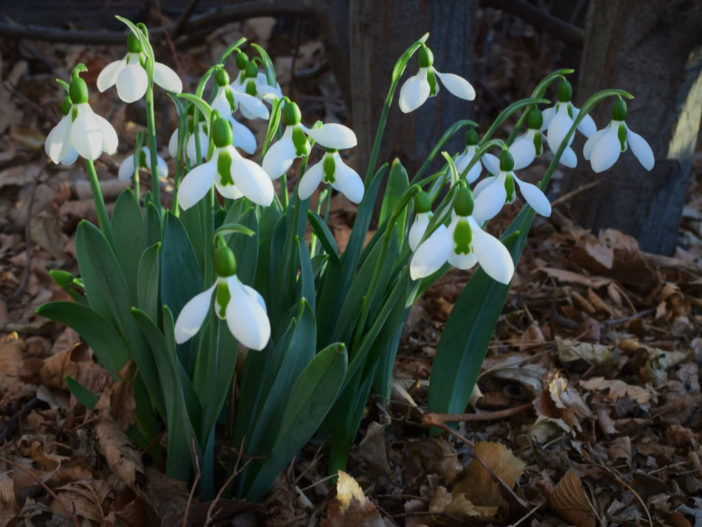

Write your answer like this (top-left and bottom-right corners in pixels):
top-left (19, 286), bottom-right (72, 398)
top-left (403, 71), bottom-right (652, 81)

top-left (251, 43), bottom-right (277, 87)
top-left (137, 242), bottom-right (161, 322)
top-left (178, 93), bottom-right (213, 123)
top-left (36, 302), bottom-right (128, 375)
top-left (48, 270), bottom-right (86, 304)
top-left (307, 211), bottom-right (339, 264)
top-left (379, 159), bottom-right (409, 243)
top-left (141, 202), bottom-right (162, 248)
top-left (111, 189), bottom-right (143, 301)
top-left (245, 342), bottom-right (347, 501)
top-left (65, 374), bottom-right (99, 410)
top-left (298, 237), bottom-right (315, 311)
top-left (226, 211), bottom-right (259, 285)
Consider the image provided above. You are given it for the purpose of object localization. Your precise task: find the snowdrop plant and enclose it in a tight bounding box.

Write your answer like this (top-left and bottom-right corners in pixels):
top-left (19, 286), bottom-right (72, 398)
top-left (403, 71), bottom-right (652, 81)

top-left (38, 21), bottom-right (655, 505)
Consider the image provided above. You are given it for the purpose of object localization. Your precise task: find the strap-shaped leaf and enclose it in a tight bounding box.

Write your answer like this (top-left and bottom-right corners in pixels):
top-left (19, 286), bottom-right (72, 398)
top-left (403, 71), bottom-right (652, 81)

top-left (111, 189), bottom-right (143, 300)
top-left (65, 374), bottom-right (99, 410)
top-left (137, 242), bottom-right (161, 323)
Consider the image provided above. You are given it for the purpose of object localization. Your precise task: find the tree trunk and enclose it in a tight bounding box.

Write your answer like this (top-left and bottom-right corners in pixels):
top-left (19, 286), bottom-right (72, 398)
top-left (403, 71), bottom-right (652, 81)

top-left (348, 0), bottom-right (474, 178)
top-left (562, 0), bottom-right (702, 255)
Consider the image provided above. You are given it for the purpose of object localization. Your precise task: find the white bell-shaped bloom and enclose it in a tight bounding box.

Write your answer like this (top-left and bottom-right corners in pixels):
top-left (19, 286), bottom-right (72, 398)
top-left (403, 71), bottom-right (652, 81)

top-left (408, 212), bottom-right (432, 251)
top-left (474, 153), bottom-right (551, 222)
top-left (410, 212), bottom-right (514, 284)
top-left (45, 110), bottom-right (79, 166)
top-left (399, 45), bottom-right (475, 113)
top-left (454, 145), bottom-right (483, 184)
top-left (298, 150), bottom-right (364, 203)
top-left (584, 121), bottom-right (654, 173)
top-left (210, 82), bottom-right (258, 154)
top-left (174, 270), bottom-right (270, 350)
top-left (117, 146), bottom-right (168, 181)
top-left (232, 69), bottom-right (283, 105)
top-left (70, 103), bottom-right (118, 161)
top-left (168, 122), bottom-right (209, 164)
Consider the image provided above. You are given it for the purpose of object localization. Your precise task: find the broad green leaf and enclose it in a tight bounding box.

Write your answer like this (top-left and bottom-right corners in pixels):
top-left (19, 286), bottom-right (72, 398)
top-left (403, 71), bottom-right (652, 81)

top-left (142, 202), bottom-right (162, 248)
top-left (111, 189), bottom-right (143, 300)
top-left (378, 159), bottom-right (409, 240)
top-left (65, 374), bottom-right (99, 410)
top-left (307, 211), bottom-right (339, 263)
top-left (48, 270), bottom-right (86, 304)
top-left (137, 242), bottom-right (161, 322)
top-left (298, 237), bottom-right (315, 311)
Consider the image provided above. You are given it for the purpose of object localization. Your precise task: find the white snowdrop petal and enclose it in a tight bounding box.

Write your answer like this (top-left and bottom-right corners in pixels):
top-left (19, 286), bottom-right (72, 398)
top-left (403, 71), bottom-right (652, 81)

top-left (514, 177), bottom-right (551, 217)
top-left (590, 129), bottom-right (621, 173)
top-left (559, 146), bottom-right (578, 168)
top-left (156, 152), bottom-right (169, 179)
top-left (45, 115), bottom-right (72, 164)
top-left (153, 62), bottom-right (183, 94)
top-left (235, 91), bottom-right (269, 120)
top-left (510, 135), bottom-right (536, 170)
top-left (547, 109), bottom-right (573, 154)
top-left (333, 157), bottom-right (364, 204)
top-left (626, 125), bottom-right (654, 170)
top-left (118, 155), bottom-right (135, 181)
top-left (307, 123), bottom-right (357, 150)
top-left (262, 134), bottom-right (296, 179)
top-left (174, 284), bottom-right (216, 344)
top-left (97, 59), bottom-right (125, 92)
top-left (230, 117), bottom-right (257, 155)
top-left (211, 90), bottom-right (233, 116)
top-left (226, 277), bottom-right (271, 350)
top-left (473, 178), bottom-right (507, 222)
top-left (186, 129), bottom-right (210, 164)
top-left (168, 129), bottom-right (179, 158)
top-left (482, 153), bottom-right (500, 176)
top-left (575, 109), bottom-right (597, 138)
top-left (472, 175), bottom-right (494, 200)
top-left (95, 114), bottom-right (118, 155)
top-left (116, 63), bottom-right (148, 103)
top-left (298, 159), bottom-right (324, 200)
top-left (399, 70), bottom-right (430, 113)
top-left (230, 156), bottom-right (275, 206)
top-left (408, 213), bottom-right (431, 252)
top-left (540, 106), bottom-right (555, 131)
top-left (62, 148), bottom-right (79, 166)
top-left (447, 251), bottom-right (478, 270)
top-left (583, 128), bottom-right (607, 160)
top-left (70, 105), bottom-right (104, 160)
top-left (435, 70), bottom-right (476, 101)
top-left (410, 225), bottom-right (452, 280)
top-left (178, 161), bottom-right (217, 210)
top-left (470, 218), bottom-right (514, 284)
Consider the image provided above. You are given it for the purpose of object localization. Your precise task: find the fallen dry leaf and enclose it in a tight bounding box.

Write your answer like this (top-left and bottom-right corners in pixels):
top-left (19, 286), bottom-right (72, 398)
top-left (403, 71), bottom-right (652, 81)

top-left (579, 377), bottom-right (655, 405)
top-left (355, 421), bottom-right (391, 476)
top-left (96, 417), bottom-right (144, 489)
top-left (539, 267), bottom-right (611, 288)
top-left (321, 471), bottom-right (384, 527)
top-left (556, 338), bottom-right (619, 368)
top-left (548, 469), bottom-right (596, 527)
top-left (0, 473), bottom-right (19, 527)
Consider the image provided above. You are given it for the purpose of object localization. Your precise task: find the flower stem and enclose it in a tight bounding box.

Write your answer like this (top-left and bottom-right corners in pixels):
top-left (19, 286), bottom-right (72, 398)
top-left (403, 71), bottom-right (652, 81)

top-left (145, 82), bottom-right (161, 210)
top-left (84, 159), bottom-right (115, 247)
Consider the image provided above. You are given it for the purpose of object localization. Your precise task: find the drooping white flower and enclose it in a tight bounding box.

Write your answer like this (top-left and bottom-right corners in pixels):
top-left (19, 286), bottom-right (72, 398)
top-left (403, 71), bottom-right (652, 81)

top-left (453, 128), bottom-right (483, 184)
top-left (209, 68), bottom-right (259, 154)
top-left (178, 117), bottom-right (274, 209)
top-left (97, 32), bottom-right (182, 103)
top-left (408, 191), bottom-right (434, 251)
top-left (541, 80), bottom-right (596, 168)
top-left (298, 150), bottom-right (364, 203)
top-left (399, 45), bottom-right (475, 113)
top-left (118, 146), bottom-right (168, 181)
top-left (232, 52), bottom-right (283, 105)
top-left (474, 151), bottom-right (551, 223)
top-left (507, 108), bottom-right (545, 170)
top-left (45, 72), bottom-right (118, 163)
top-left (174, 247), bottom-right (270, 350)
top-left (168, 121), bottom-right (209, 165)
top-left (583, 99), bottom-right (654, 173)
top-left (410, 187), bottom-right (514, 284)
top-left (262, 101), bottom-right (357, 180)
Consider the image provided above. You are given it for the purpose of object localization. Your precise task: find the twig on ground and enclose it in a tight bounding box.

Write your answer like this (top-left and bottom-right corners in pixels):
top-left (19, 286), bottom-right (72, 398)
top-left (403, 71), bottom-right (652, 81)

top-left (509, 500), bottom-right (545, 526)
top-left (205, 436), bottom-right (254, 526)
top-left (422, 403), bottom-right (532, 425)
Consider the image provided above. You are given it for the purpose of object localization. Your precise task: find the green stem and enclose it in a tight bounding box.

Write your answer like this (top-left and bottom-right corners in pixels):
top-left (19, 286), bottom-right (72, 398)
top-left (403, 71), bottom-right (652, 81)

top-left (84, 159), bottom-right (115, 247)
top-left (145, 83), bottom-right (160, 210)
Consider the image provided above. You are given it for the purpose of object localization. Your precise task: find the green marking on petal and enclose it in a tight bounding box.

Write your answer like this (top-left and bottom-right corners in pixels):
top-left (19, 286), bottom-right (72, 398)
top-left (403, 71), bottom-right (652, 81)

top-left (453, 219), bottom-right (472, 255)
top-left (427, 68), bottom-right (438, 96)
top-left (618, 122), bottom-right (628, 152)
top-left (533, 131), bottom-right (542, 155)
top-left (323, 154), bottom-right (336, 183)
top-left (292, 126), bottom-right (310, 156)
top-left (215, 281), bottom-right (231, 319)
top-left (71, 106), bottom-right (78, 122)
top-left (225, 89), bottom-right (236, 111)
top-left (245, 79), bottom-right (257, 96)
top-left (138, 150), bottom-right (147, 168)
top-left (217, 150), bottom-right (234, 186)
top-left (566, 103), bottom-right (574, 119)
top-left (505, 173), bottom-right (515, 202)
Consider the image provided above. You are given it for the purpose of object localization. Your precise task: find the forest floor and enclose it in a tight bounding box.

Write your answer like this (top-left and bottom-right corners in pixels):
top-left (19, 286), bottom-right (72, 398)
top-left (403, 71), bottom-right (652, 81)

top-left (1, 9), bottom-right (701, 527)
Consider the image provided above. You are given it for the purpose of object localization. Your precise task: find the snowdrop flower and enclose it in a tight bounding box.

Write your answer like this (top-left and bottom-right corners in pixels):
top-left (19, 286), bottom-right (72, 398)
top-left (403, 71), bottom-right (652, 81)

top-left (209, 68), bottom-right (259, 154)
top-left (118, 146), bottom-right (168, 181)
top-left (298, 149), bottom-right (364, 203)
top-left (509, 109), bottom-right (545, 170)
top-left (262, 101), bottom-right (357, 180)
top-left (399, 45), bottom-right (475, 113)
top-left (232, 52), bottom-right (283, 105)
top-left (583, 99), bottom-right (654, 173)
top-left (474, 151), bottom-right (551, 223)
top-left (178, 117), bottom-right (274, 209)
top-left (45, 69), bottom-right (118, 163)
top-left (174, 246), bottom-right (270, 350)
top-left (542, 80), bottom-right (596, 168)
top-left (410, 187), bottom-right (514, 284)
top-left (408, 191), bottom-right (432, 251)
top-left (453, 128), bottom-right (483, 184)
top-left (168, 119), bottom-right (209, 165)
top-left (97, 31), bottom-right (182, 103)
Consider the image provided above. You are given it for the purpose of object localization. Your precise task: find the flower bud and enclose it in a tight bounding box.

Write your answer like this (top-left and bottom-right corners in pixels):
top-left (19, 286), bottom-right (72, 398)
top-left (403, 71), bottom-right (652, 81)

top-left (283, 102), bottom-right (302, 126)
top-left (214, 246), bottom-right (237, 277)
top-left (127, 32), bottom-right (142, 53)
top-left (557, 80), bottom-right (572, 102)
top-left (418, 45), bottom-right (434, 68)
top-left (212, 117), bottom-right (233, 147)
top-left (235, 52), bottom-right (249, 70)
top-left (69, 75), bottom-right (89, 105)
top-left (453, 187), bottom-right (474, 217)
top-left (215, 68), bottom-right (230, 87)
top-left (499, 150), bottom-right (514, 172)
top-left (612, 99), bottom-right (628, 121)
top-left (527, 108), bottom-right (543, 129)
top-left (415, 191), bottom-right (431, 213)
top-left (465, 128), bottom-right (479, 146)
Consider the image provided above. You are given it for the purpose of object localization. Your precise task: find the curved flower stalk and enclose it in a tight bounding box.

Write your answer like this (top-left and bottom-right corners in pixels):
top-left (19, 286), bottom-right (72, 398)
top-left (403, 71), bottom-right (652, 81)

top-left (178, 116), bottom-right (274, 209)
top-left (453, 128), bottom-right (483, 183)
top-left (174, 246), bottom-right (270, 350)
top-left (410, 187), bottom-right (514, 284)
top-left (232, 52), bottom-right (283, 105)
top-left (399, 44), bottom-right (475, 113)
top-left (209, 68), bottom-right (260, 154)
top-left (584, 99), bottom-right (654, 173)
top-left (97, 31), bottom-right (182, 103)
top-left (408, 191), bottom-right (433, 251)
top-left (262, 101), bottom-right (357, 180)
top-left (118, 146), bottom-right (168, 181)
top-left (473, 151), bottom-right (551, 223)
top-left (45, 68), bottom-right (118, 163)
top-left (542, 80), bottom-right (596, 167)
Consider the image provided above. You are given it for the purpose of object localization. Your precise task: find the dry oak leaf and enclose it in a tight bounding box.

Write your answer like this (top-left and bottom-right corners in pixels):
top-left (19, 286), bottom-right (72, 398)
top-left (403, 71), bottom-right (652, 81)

top-left (0, 473), bottom-right (19, 527)
top-left (556, 338), bottom-right (619, 368)
top-left (96, 417), bottom-right (144, 489)
top-left (321, 471), bottom-right (384, 527)
top-left (579, 377), bottom-right (655, 405)
top-left (548, 469), bottom-right (596, 527)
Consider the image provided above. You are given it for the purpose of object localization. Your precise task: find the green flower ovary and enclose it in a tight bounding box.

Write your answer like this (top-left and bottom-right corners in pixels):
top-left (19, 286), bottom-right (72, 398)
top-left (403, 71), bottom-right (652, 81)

top-left (127, 32), bottom-right (142, 53)
top-left (215, 68), bottom-right (230, 87)
top-left (214, 246), bottom-right (237, 277)
top-left (212, 118), bottom-right (233, 148)
top-left (453, 219), bottom-right (473, 255)
top-left (69, 76), bottom-right (89, 105)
